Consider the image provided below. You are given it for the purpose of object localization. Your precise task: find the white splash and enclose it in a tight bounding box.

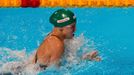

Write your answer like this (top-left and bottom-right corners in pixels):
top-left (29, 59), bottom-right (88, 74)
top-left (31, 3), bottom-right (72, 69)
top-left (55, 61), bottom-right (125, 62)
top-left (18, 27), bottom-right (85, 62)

top-left (0, 33), bottom-right (96, 75)
top-left (63, 33), bottom-right (96, 68)
top-left (0, 47), bottom-right (40, 75)
top-left (64, 33), bottom-right (85, 64)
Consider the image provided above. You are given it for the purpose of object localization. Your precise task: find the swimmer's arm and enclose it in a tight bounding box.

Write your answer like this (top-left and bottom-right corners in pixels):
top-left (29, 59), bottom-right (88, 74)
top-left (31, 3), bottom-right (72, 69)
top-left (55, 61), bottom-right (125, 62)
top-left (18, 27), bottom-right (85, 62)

top-left (47, 36), bottom-right (64, 67)
top-left (33, 36), bottom-right (64, 66)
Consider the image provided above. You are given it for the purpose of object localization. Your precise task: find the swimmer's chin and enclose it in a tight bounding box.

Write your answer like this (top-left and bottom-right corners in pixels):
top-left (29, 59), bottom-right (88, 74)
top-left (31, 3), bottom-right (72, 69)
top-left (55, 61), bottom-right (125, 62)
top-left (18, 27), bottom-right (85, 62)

top-left (66, 34), bottom-right (75, 39)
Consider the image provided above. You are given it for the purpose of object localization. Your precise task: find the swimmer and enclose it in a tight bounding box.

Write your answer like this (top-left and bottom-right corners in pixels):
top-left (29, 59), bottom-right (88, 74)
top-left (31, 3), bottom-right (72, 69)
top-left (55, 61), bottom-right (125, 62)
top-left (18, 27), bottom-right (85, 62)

top-left (32, 9), bottom-right (101, 70)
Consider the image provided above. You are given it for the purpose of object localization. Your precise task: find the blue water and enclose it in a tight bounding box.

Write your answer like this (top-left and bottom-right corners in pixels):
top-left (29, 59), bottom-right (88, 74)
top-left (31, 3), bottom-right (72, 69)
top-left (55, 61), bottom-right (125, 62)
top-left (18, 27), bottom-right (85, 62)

top-left (0, 8), bottom-right (134, 75)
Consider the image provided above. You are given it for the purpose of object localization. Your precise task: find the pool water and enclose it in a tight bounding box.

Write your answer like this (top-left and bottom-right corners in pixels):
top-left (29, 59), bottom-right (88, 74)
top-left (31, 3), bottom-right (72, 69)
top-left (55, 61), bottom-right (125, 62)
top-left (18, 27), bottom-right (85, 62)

top-left (0, 8), bottom-right (134, 75)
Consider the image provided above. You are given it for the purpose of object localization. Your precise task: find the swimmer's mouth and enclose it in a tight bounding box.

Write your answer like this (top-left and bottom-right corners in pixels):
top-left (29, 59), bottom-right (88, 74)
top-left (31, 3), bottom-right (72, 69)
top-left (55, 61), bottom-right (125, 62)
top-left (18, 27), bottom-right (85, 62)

top-left (73, 33), bottom-right (75, 36)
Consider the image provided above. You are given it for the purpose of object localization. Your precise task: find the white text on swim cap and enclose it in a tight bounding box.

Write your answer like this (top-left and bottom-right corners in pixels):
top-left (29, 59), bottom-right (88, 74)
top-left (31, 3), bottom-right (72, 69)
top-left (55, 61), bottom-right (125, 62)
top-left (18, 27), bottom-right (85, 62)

top-left (57, 17), bottom-right (70, 23)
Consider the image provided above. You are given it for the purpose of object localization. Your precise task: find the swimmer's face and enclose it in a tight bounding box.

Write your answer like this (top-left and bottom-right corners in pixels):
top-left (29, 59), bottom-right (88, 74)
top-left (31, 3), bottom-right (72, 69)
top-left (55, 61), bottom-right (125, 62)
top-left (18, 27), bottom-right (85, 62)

top-left (62, 22), bottom-right (76, 39)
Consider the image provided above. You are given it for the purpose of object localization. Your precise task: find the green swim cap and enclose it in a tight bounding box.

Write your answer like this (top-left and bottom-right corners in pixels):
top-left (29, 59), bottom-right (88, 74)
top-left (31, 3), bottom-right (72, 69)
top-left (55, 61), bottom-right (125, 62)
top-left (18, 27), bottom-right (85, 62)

top-left (49, 9), bottom-right (76, 27)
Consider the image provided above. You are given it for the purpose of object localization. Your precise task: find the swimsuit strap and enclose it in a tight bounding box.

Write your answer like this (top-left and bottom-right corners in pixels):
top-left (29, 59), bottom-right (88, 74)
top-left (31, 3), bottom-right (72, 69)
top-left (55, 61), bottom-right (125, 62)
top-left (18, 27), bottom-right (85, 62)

top-left (50, 34), bottom-right (62, 41)
top-left (34, 53), bottom-right (38, 63)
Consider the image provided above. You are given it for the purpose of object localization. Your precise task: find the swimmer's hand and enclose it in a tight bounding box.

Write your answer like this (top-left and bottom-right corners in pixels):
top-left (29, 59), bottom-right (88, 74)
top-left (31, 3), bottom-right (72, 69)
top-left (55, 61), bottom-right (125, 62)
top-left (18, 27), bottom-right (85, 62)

top-left (82, 51), bottom-right (101, 61)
